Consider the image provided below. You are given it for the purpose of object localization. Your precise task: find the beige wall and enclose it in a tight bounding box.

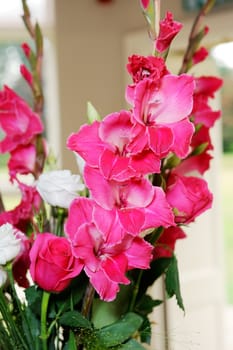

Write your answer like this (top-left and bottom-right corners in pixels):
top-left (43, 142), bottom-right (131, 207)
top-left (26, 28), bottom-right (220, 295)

top-left (54, 0), bottom-right (233, 169)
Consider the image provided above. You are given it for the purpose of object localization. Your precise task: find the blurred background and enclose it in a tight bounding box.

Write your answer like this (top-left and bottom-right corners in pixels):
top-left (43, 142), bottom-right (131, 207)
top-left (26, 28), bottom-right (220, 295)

top-left (0, 1), bottom-right (232, 349)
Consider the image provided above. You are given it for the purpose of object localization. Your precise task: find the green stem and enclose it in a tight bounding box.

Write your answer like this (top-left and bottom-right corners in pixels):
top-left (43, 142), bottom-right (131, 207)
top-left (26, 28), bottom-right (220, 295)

top-left (0, 288), bottom-right (28, 349)
top-left (40, 291), bottom-right (50, 350)
top-left (128, 270), bottom-right (143, 312)
top-left (6, 264), bottom-right (32, 349)
top-left (81, 283), bottom-right (95, 319)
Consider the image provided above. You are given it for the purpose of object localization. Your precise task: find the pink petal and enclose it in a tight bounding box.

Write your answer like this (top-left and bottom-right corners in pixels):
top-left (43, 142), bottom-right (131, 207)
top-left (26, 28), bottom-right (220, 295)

top-left (148, 125), bottom-right (173, 156)
top-left (99, 111), bottom-right (133, 151)
top-left (102, 254), bottom-right (129, 284)
top-left (99, 148), bottom-right (131, 181)
top-left (126, 237), bottom-right (153, 269)
top-left (151, 74), bottom-right (195, 124)
top-left (84, 166), bottom-right (115, 209)
top-left (65, 197), bottom-right (94, 239)
top-left (125, 177), bottom-right (154, 208)
top-left (127, 123), bottom-right (149, 154)
top-left (66, 121), bottom-right (105, 167)
top-left (85, 267), bottom-right (120, 301)
top-left (72, 223), bottom-right (100, 272)
top-left (169, 118), bottom-right (194, 158)
top-left (175, 152), bottom-right (212, 175)
top-left (143, 187), bottom-right (175, 230)
top-left (93, 205), bottom-right (125, 244)
top-left (130, 150), bottom-right (161, 175)
top-left (118, 207), bottom-right (145, 235)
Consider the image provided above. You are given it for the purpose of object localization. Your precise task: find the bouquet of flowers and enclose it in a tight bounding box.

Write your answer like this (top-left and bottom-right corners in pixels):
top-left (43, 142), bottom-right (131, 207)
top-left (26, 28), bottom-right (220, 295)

top-left (0, 0), bottom-right (222, 349)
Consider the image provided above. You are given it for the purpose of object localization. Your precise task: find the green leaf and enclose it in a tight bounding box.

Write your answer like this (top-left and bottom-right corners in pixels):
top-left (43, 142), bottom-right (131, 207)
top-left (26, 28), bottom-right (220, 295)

top-left (119, 338), bottom-right (147, 349)
top-left (63, 331), bottom-right (77, 350)
top-left (87, 101), bottom-right (101, 123)
top-left (59, 310), bottom-right (92, 329)
top-left (97, 312), bottom-right (143, 347)
top-left (136, 294), bottom-right (163, 316)
top-left (92, 284), bottom-right (131, 328)
top-left (165, 255), bottom-right (185, 312)
top-left (25, 285), bottom-right (42, 316)
top-left (138, 316), bottom-right (151, 344)
top-left (35, 22), bottom-right (43, 55)
top-left (134, 257), bottom-right (173, 299)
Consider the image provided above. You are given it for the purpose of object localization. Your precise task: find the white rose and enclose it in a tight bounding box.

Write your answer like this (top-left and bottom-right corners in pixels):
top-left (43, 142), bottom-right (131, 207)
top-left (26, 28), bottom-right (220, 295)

top-left (36, 169), bottom-right (85, 208)
top-left (0, 267), bottom-right (7, 287)
top-left (0, 223), bottom-right (22, 265)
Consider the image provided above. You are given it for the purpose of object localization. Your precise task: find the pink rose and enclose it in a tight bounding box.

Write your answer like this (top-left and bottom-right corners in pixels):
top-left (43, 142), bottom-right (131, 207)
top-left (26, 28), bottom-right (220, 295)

top-left (29, 233), bottom-right (83, 293)
top-left (166, 173), bottom-right (213, 224)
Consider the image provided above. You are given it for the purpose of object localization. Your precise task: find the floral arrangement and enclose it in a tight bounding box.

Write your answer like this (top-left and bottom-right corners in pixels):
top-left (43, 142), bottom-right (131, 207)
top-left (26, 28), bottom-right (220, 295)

top-left (0, 0), bottom-right (222, 349)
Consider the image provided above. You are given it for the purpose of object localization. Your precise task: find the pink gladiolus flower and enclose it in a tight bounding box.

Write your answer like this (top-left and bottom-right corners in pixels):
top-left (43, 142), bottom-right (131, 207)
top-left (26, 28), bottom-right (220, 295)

top-left (174, 152), bottom-right (213, 176)
top-left (153, 226), bottom-right (186, 259)
top-left (65, 197), bottom-right (153, 301)
top-left (155, 12), bottom-right (183, 53)
top-left (0, 86), bottom-right (43, 153)
top-left (8, 143), bottom-right (37, 180)
top-left (126, 54), bottom-right (169, 84)
top-left (67, 111), bottom-right (161, 181)
top-left (84, 166), bottom-right (175, 235)
top-left (0, 182), bottom-right (42, 232)
top-left (21, 42), bottom-right (31, 58)
top-left (20, 65), bottom-right (33, 88)
top-left (127, 74), bottom-right (195, 158)
top-left (191, 76), bottom-right (223, 128)
top-left (140, 0), bottom-right (150, 10)
top-left (30, 233), bottom-right (83, 293)
top-left (166, 173), bottom-right (213, 224)
top-left (193, 47), bottom-right (209, 65)
top-left (194, 76), bottom-right (223, 98)
top-left (126, 54), bottom-right (169, 103)
top-left (192, 95), bottom-right (221, 128)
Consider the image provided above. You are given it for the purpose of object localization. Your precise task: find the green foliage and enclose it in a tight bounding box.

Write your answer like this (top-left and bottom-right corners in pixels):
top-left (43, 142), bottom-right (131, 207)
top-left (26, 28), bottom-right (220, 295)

top-left (165, 255), bottom-right (185, 312)
top-left (59, 310), bottom-right (92, 329)
top-left (96, 312), bottom-right (143, 348)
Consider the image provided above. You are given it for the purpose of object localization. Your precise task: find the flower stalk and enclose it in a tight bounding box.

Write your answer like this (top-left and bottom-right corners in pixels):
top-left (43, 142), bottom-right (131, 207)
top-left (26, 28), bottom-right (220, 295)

top-left (179, 0), bottom-right (216, 74)
top-left (40, 291), bottom-right (51, 350)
